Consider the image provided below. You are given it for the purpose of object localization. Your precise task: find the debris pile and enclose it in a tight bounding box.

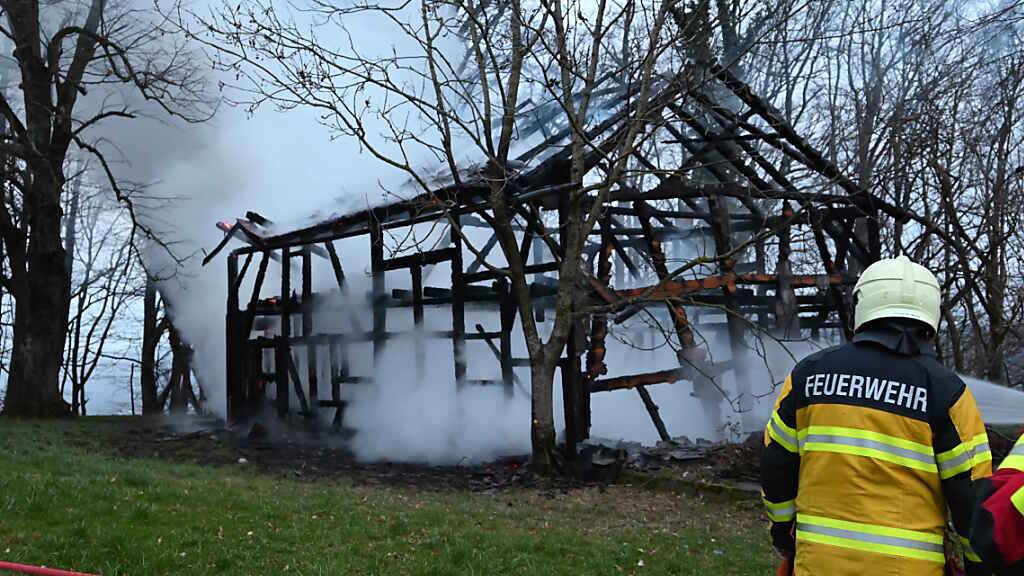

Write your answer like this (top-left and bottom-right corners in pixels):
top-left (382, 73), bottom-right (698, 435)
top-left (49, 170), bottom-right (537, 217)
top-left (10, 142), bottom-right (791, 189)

top-left (574, 436), bottom-right (709, 475)
top-left (571, 432), bottom-right (765, 487)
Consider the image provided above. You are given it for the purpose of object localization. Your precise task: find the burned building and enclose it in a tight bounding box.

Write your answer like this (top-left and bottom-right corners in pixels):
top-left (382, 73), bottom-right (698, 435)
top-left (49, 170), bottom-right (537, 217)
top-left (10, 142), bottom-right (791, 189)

top-left (208, 62), bottom-right (916, 452)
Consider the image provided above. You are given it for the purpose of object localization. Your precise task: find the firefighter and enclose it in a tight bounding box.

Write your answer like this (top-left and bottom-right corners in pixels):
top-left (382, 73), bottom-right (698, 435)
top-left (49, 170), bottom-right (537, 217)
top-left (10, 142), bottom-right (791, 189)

top-left (761, 255), bottom-right (992, 575)
top-left (969, 432), bottom-right (1024, 574)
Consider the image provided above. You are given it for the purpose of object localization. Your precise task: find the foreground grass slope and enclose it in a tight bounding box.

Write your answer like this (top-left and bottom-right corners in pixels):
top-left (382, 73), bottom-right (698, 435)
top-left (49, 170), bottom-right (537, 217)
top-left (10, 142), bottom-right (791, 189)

top-left (0, 418), bottom-right (773, 575)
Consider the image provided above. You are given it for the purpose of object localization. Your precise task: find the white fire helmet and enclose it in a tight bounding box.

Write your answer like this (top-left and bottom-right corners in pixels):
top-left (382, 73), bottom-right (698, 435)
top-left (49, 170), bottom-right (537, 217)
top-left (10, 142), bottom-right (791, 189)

top-left (853, 255), bottom-right (941, 332)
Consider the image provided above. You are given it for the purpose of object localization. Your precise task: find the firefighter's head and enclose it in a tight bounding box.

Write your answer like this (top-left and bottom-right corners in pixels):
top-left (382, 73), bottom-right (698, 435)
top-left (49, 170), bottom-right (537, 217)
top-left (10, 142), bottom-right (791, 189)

top-left (853, 255), bottom-right (941, 335)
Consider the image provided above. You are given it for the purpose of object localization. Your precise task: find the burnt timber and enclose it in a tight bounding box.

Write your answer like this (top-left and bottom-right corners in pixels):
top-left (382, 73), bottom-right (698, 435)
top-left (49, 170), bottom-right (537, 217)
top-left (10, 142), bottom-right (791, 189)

top-left (211, 61), bottom-right (891, 452)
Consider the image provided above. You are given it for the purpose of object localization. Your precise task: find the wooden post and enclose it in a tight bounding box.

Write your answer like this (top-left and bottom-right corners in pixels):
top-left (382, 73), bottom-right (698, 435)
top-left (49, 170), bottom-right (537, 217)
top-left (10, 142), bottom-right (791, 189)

top-left (558, 194), bottom-right (585, 455)
top-left (561, 357), bottom-right (579, 459)
top-left (276, 247), bottom-right (291, 417)
top-left (411, 264), bottom-right (425, 372)
top-left (328, 338), bottom-right (344, 426)
top-left (302, 245), bottom-right (318, 416)
top-left (244, 252), bottom-right (270, 408)
top-left (369, 219), bottom-right (386, 366)
top-left (497, 278), bottom-right (514, 395)
top-left (709, 196), bottom-right (755, 434)
top-left (810, 209), bottom-right (854, 341)
top-left (226, 252), bottom-right (240, 420)
top-left (775, 203), bottom-right (798, 338)
top-left (450, 222), bottom-right (467, 388)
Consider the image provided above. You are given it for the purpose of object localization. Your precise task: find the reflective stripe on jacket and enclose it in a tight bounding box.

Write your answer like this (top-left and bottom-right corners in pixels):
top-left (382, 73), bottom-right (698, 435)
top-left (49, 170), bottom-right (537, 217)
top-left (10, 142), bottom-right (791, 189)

top-left (762, 322), bottom-right (992, 576)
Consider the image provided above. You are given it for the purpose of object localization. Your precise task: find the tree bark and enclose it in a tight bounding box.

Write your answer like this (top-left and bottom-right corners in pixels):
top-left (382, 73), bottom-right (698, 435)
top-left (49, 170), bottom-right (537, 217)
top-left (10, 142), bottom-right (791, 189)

top-left (529, 357), bottom-right (558, 474)
top-left (3, 174), bottom-right (71, 417)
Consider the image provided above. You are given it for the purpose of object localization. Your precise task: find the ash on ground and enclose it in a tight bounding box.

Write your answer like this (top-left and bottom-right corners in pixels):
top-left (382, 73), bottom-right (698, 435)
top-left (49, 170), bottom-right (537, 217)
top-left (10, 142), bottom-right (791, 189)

top-left (83, 416), bottom-right (775, 494)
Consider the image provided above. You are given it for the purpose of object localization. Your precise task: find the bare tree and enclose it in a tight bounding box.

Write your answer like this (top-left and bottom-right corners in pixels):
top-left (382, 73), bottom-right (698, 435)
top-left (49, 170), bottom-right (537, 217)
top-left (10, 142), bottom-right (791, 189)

top-left (60, 174), bottom-right (141, 415)
top-left (0, 0), bottom-right (206, 416)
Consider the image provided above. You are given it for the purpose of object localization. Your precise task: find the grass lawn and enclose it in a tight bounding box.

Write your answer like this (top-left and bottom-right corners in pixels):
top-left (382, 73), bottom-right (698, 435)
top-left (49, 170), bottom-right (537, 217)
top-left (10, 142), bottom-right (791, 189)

top-left (0, 418), bottom-right (774, 575)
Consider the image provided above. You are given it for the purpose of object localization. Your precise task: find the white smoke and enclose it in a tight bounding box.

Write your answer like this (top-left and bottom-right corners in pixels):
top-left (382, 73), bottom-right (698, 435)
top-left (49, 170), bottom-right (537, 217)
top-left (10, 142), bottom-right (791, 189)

top-left (79, 0), bottom-right (1024, 467)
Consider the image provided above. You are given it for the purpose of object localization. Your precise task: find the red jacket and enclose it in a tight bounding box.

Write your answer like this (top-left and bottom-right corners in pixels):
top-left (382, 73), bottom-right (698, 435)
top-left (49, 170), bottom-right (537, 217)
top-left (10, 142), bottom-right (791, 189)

top-left (971, 433), bottom-right (1024, 573)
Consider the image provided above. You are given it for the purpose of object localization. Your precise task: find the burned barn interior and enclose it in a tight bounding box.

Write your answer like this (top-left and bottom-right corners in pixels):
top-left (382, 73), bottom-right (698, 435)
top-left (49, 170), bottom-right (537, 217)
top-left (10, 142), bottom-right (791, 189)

top-left (208, 63), bottom-right (917, 454)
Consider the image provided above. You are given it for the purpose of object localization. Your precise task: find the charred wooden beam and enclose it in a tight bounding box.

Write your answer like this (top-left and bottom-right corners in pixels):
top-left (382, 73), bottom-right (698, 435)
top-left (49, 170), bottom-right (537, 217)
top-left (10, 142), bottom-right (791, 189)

top-left (591, 368), bottom-right (688, 392)
top-left (325, 241), bottom-right (346, 288)
top-left (226, 253), bottom-right (241, 420)
top-left (323, 240), bottom-right (367, 334)
top-left (276, 247), bottom-right (291, 417)
top-left (411, 264), bottom-right (425, 371)
top-left (586, 213), bottom-right (614, 382)
top-left (450, 227), bottom-right (467, 388)
top-left (475, 323), bottom-right (524, 393)
top-left (302, 245), bottom-right (318, 415)
top-left (609, 205), bottom-right (766, 221)
top-left (667, 104), bottom-right (767, 222)
top-left (775, 203), bottom-right (798, 338)
top-left (466, 234), bottom-right (500, 275)
top-left (232, 252), bottom-right (254, 294)
top-left (809, 209), bottom-right (855, 340)
top-left (708, 195), bottom-right (755, 431)
top-left (286, 353), bottom-right (311, 415)
top-left (636, 386), bottom-right (670, 440)
top-left (613, 272), bottom-right (850, 302)
top-left (242, 252), bottom-right (271, 335)
top-left (496, 279), bottom-right (515, 394)
top-left (369, 219), bottom-right (386, 365)
top-left (382, 247), bottom-right (457, 271)
top-left (594, 221), bottom-right (767, 237)
top-left (707, 61), bottom-right (868, 202)
top-left (328, 337), bottom-right (345, 427)
top-left (463, 260), bottom-right (560, 283)
top-left (609, 181), bottom-right (835, 204)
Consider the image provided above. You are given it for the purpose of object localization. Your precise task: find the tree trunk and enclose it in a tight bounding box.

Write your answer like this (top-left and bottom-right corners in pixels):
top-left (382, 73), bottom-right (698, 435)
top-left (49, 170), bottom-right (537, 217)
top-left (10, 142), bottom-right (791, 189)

top-left (141, 277), bottom-right (160, 414)
top-left (3, 177), bottom-right (71, 417)
top-left (530, 357), bottom-right (558, 474)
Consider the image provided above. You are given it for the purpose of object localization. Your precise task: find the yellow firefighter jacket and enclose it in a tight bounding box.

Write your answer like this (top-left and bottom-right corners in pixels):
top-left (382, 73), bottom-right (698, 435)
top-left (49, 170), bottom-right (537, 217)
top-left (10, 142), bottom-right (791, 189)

top-left (761, 321), bottom-right (992, 575)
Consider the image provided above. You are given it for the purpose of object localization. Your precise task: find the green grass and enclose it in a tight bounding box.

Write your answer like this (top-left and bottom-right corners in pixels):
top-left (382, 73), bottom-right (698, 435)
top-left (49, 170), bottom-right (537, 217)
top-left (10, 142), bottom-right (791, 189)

top-left (0, 418), bottom-right (774, 575)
